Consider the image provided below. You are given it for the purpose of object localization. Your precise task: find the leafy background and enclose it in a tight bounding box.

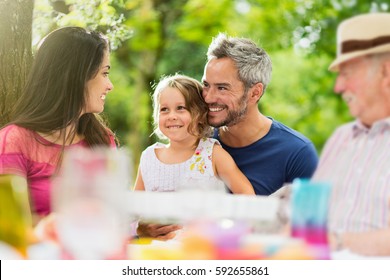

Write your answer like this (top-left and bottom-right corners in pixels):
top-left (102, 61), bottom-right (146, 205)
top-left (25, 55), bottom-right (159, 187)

top-left (3, 0), bottom-right (389, 182)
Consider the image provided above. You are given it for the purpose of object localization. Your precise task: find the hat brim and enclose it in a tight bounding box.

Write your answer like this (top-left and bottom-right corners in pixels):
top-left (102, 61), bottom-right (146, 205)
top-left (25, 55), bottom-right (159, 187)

top-left (329, 43), bottom-right (390, 72)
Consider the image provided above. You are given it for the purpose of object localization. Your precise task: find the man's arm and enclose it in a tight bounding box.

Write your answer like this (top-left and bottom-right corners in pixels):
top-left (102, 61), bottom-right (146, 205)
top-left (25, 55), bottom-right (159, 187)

top-left (288, 143), bottom-right (319, 181)
top-left (329, 229), bottom-right (390, 256)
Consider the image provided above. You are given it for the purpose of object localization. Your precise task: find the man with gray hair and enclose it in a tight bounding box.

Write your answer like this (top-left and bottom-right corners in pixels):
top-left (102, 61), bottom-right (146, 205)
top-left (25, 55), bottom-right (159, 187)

top-left (135, 33), bottom-right (318, 240)
top-left (313, 13), bottom-right (390, 256)
top-left (202, 33), bottom-right (318, 195)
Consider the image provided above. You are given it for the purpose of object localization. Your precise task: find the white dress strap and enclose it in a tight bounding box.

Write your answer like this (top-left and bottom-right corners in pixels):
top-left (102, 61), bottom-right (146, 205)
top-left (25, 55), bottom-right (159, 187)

top-left (139, 138), bottom-right (225, 192)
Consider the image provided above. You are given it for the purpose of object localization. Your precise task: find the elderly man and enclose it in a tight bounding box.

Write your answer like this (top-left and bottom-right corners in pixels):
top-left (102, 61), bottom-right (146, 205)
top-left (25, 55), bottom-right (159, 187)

top-left (313, 13), bottom-right (390, 256)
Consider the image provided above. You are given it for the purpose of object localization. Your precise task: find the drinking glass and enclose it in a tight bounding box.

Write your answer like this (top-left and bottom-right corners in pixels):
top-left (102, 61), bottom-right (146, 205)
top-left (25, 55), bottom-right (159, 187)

top-left (52, 147), bottom-right (131, 259)
top-left (290, 178), bottom-right (332, 259)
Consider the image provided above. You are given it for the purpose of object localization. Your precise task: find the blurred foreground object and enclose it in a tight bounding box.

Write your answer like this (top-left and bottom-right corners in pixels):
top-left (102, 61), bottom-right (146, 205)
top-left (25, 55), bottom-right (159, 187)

top-left (0, 175), bottom-right (33, 258)
top-left (291, 179), bottom-right (332, 259)
top-left (52, 147), bottom-right (131, 259)
top-left (128, 188), bottom-right (327, 260)
top-left (129, 190), bottom-right (280, 230)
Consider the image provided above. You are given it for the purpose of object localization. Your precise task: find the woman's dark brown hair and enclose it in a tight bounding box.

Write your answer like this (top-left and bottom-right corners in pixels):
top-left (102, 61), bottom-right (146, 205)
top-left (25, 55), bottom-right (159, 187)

top-left (10, 26), bottom-right (115, 147)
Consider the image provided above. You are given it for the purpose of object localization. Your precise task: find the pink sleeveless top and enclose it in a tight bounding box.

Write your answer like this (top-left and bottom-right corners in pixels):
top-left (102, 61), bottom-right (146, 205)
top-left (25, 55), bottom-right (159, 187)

top-left (0, 124), bottom-right (116, 216)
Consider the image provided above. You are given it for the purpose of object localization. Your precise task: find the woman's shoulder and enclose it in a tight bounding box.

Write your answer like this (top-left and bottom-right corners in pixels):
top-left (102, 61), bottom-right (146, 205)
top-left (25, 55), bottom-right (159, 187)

top-left (0, 124), bottom-right (33, 142)
top-left (107, 133), bottom-right (117, 148)
top-left (0, 125), bottom-right (37, 155)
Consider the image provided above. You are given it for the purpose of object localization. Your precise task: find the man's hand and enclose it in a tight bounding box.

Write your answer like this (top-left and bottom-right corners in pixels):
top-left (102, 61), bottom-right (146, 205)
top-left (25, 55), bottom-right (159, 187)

top-left (136, 222), bottom-right (183, 241)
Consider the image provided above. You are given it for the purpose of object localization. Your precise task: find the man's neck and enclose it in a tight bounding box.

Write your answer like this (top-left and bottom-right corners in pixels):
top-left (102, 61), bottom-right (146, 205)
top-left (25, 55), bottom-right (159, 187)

top-left (218, 113), bottom-right (272, 147)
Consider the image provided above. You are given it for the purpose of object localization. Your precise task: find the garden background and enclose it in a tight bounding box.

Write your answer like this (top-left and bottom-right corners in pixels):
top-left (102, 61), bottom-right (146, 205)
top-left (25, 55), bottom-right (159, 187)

top-left (1, 0), bottom-right (388, 180)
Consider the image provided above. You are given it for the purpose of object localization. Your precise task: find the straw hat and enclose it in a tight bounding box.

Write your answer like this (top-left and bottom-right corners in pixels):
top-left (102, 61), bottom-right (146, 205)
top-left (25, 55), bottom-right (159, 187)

top-left (329, 13), bottom-right (390, 72)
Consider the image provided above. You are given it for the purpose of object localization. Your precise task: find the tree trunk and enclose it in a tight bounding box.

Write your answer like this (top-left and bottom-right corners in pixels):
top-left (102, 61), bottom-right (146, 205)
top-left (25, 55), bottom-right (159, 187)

top-left (0, 0), bottom-right (34, 126)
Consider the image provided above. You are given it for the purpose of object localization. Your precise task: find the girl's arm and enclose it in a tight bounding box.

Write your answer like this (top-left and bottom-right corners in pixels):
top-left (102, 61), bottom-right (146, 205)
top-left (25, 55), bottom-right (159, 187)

top-left (212, 145), bottom-right (255, 195)
top-left (133, 167), bottom-right (145, 191)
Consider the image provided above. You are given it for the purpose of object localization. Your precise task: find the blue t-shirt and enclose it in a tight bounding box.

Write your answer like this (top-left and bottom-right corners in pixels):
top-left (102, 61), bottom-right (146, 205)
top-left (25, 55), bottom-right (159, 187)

top-left (214, 119), bottom-right (318, 195)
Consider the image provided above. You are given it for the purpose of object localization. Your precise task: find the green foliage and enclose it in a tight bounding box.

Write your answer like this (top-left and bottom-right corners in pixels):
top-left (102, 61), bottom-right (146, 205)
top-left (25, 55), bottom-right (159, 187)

top-left (30, 0), bottom-right (389, 169)
top-left (34, 0), bottom-right (132, 50)
top-left (263, 49), bottom-right (352, 152)
top-left (176, 0), bottom-right (235, 44)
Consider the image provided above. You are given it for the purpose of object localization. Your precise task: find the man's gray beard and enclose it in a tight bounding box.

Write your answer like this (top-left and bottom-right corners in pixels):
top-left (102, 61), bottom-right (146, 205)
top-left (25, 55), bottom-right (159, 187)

top-left (209, 94), bottom-right (248, 128)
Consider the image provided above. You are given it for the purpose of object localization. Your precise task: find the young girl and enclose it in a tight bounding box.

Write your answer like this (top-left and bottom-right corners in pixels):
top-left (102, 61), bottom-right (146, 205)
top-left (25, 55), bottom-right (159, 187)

top-left (134, 74), bottom-right (254, 194)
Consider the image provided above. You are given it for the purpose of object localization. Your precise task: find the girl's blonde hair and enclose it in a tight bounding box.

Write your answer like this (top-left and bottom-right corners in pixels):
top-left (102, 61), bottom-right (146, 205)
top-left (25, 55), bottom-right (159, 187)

top-left (152, 74), bottom-right (212, 140)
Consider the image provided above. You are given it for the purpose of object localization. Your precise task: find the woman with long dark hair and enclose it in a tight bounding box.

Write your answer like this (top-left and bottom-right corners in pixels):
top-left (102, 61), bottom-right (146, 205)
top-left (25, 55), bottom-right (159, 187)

top-left (0, 26), bottom-right (116, 224)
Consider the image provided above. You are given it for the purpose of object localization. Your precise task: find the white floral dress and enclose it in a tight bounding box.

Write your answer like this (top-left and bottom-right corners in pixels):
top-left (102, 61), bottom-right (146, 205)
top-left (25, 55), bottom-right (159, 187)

top-left (139, 138), bottom-right (226, 192)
